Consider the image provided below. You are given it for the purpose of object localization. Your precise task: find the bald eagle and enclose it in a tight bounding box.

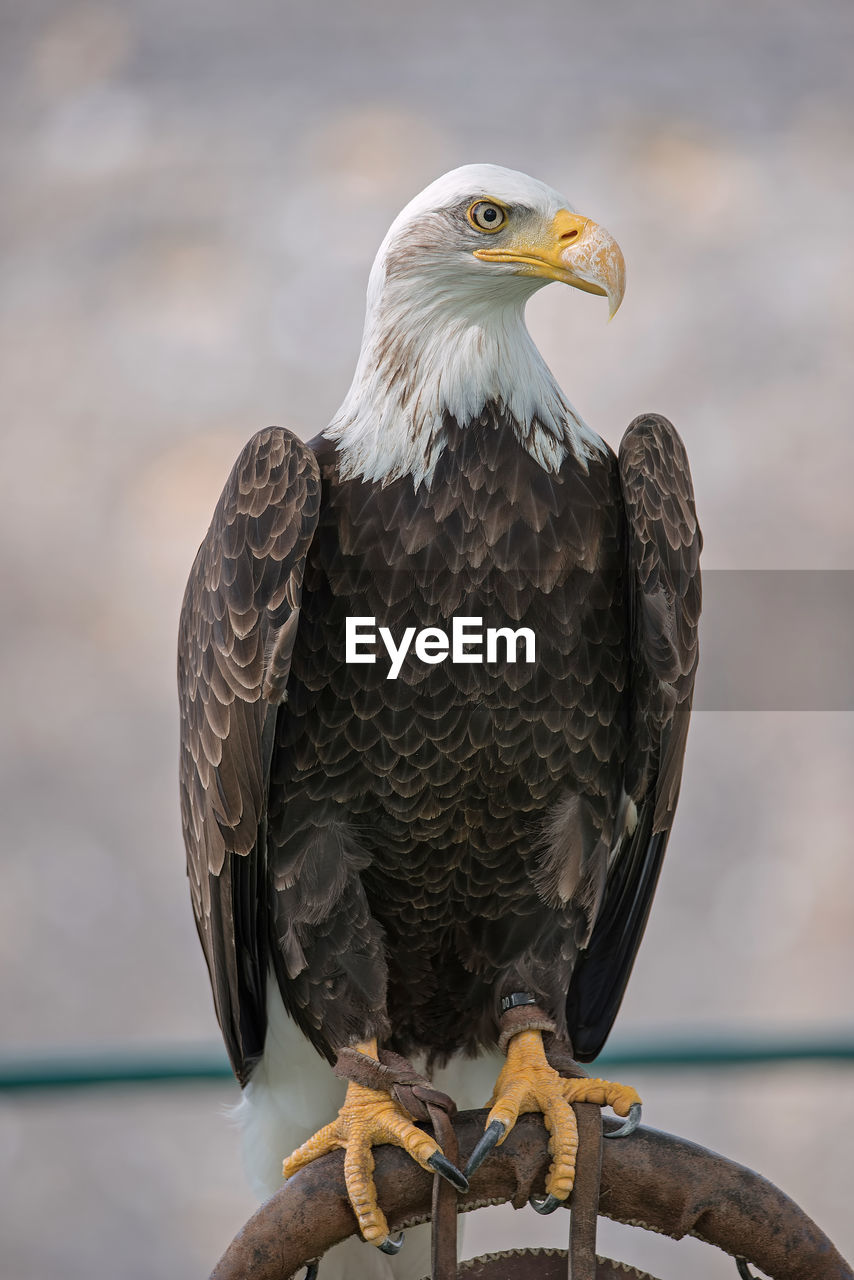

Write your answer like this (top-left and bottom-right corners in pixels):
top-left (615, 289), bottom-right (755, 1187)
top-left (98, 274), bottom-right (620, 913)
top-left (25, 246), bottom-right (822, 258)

top-left (178, 164), bottom-right (700, 1273)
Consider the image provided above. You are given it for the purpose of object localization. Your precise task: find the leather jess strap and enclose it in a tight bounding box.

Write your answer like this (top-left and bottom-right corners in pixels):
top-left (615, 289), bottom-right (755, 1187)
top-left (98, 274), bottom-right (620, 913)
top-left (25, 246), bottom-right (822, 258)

top-left (567, 1102), bottom-right (604, 1280)
top-left (334, 1046), bottom-right (458, 1124)
top-left (430, 1101), bottom-right (461, 1280)
top-left (544, 1032), bottom-right (603, 1280)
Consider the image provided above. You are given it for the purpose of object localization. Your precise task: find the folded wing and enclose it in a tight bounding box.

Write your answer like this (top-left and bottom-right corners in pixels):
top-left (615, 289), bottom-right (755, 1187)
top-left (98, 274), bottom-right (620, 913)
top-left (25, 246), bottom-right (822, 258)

top-left (566, 413), bottom-right (702, 1060)
top-left (178, 428), bottom-right (321, 1083)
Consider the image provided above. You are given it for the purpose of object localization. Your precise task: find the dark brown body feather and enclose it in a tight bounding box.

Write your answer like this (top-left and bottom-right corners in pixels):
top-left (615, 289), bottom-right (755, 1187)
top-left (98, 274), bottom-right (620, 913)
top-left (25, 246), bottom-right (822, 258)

top-left (178, 409), bottom-right (701, 1083)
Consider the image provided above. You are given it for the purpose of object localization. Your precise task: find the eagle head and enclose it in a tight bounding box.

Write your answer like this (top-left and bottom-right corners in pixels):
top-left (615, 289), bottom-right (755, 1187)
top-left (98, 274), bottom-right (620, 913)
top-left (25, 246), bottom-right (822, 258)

top-left (375, 163), bottom-right (624, 318)
top-left (329, 164), bottom-right (625, 487)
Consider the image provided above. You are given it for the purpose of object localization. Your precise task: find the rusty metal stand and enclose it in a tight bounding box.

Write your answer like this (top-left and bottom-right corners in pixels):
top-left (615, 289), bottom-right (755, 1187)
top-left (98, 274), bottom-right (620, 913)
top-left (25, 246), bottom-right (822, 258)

top-left (210, 1109), bottom-right (854, 1280)
top-left (459, 1252), bottom-right (658, 1280)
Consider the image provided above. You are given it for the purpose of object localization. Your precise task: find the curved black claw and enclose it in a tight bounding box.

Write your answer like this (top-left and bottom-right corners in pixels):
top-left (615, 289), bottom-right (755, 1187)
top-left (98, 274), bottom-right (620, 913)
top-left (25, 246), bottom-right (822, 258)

top-left (303, 1265), bottom-right (319, 1280)
top-left (736, 1259), bottom-right (757, 1279)
top-left (378, 1232), bottom-right (405, 1255)
top-left (604, 1101), bottom-right (642, 1139)
top-left (465, 1119), bottom-right (506, 1177)
top-left (529, 1193), bottom-right (563, 1216)
top-left (427, 1151), bottom-right (469, 1192)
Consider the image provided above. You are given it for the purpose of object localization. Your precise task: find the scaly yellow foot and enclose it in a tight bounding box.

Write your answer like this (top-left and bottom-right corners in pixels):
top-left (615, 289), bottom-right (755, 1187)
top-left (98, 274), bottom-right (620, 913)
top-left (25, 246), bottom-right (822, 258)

top-left (282, 1039), bottom-right (467, 1250)
top-left (466, 1029), bottom-right (641, 1208)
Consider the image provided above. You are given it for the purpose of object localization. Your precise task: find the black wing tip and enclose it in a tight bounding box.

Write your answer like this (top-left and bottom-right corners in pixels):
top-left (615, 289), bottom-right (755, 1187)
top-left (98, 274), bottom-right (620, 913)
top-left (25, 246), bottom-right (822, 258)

top-left (566, 824), bottom-right (669, 1062)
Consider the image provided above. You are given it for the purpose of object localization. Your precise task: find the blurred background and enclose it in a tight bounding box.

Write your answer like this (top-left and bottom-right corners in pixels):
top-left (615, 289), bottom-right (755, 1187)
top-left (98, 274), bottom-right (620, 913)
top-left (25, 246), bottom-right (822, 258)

top-left (1, 1), bottom-right (853, 1276)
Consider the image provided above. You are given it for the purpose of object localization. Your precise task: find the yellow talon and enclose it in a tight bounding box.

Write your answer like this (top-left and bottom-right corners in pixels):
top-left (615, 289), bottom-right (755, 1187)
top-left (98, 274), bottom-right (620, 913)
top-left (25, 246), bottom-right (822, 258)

top-left (281, 1039), bottom-right (445, 1247)
top-left (480, 1030), bottom-right (641, 1202)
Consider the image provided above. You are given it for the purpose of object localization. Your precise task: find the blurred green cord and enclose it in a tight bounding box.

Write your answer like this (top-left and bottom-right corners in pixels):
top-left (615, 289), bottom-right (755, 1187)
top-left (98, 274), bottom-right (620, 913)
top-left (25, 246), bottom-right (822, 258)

top-left (2, 1035), bottom-right (853, 1093)
top-left (0, 1047), bottom-right (233, 1091)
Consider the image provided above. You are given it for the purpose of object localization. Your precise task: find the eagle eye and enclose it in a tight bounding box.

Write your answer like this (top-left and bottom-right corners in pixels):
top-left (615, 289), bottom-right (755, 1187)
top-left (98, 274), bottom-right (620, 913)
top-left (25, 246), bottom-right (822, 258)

top-left (467, 200), bottom-right (507, 233)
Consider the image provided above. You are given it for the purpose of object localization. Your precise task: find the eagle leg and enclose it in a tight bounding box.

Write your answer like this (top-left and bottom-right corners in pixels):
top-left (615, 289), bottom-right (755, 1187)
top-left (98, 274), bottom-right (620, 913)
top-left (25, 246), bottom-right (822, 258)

top-left (282, 1038), bottom-right (467, 1250)
top-left (465, 1028), bottom-right (641, 1206)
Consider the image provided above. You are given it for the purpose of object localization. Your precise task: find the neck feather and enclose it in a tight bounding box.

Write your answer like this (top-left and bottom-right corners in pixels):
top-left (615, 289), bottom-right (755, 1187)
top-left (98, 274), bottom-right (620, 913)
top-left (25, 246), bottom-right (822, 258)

top-left (326, 270), bottom-right (603, 489)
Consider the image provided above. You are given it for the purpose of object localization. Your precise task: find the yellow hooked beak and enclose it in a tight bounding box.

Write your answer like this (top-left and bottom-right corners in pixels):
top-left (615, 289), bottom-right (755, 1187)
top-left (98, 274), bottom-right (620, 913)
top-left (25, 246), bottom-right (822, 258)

top-left (473, 208), bottom-right (626, 318)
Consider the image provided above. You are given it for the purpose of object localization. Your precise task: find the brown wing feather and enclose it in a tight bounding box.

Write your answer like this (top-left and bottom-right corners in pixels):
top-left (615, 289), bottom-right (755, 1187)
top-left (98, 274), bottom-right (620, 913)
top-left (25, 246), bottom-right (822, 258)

top-left (178, 427), bottom-right (321, 1083)
top-left (567, 412), bottom-right (702, 1060)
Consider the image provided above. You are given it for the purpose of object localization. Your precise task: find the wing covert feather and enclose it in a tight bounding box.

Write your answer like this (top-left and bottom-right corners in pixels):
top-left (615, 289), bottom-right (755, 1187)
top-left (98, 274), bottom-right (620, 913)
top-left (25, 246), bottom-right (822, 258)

top-left (178, 427), bottom-right (321, 1082)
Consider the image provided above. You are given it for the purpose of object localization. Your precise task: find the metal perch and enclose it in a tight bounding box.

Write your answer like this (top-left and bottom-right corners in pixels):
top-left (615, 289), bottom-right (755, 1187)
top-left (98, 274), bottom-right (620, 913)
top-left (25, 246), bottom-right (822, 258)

top-left (210, 1110), bottom-right (852, 1280)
